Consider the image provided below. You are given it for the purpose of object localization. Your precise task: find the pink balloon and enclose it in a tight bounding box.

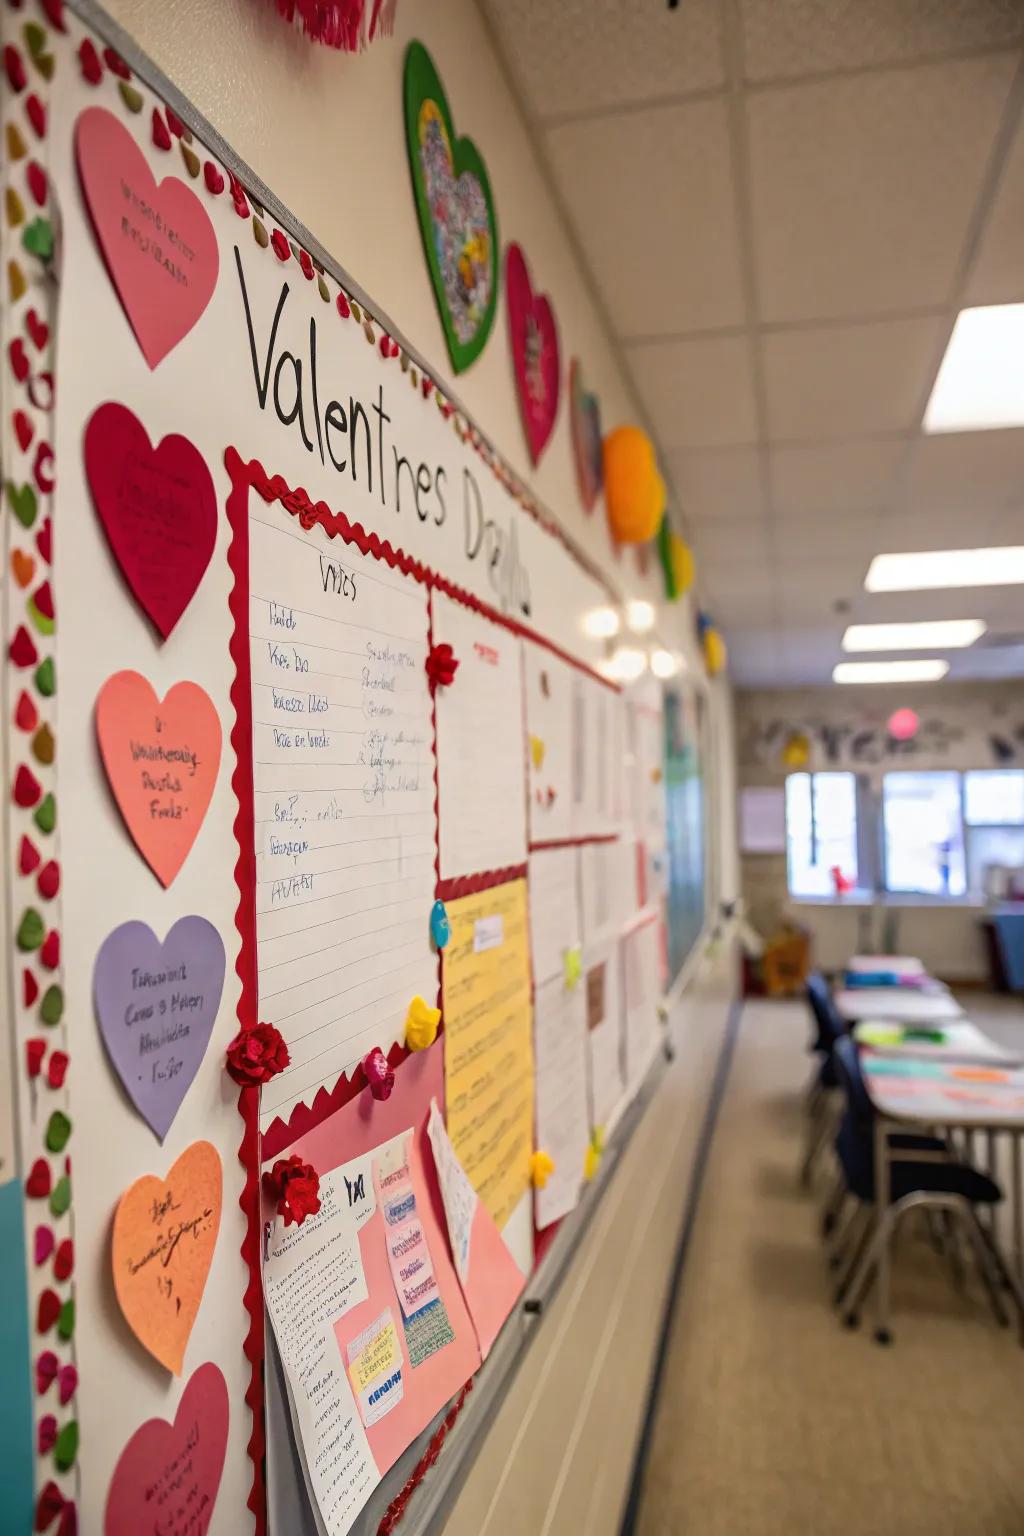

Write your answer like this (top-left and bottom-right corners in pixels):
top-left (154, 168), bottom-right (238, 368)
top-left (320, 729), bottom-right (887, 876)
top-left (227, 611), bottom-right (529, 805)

top-left (888, 707), bottom-right (919, 741)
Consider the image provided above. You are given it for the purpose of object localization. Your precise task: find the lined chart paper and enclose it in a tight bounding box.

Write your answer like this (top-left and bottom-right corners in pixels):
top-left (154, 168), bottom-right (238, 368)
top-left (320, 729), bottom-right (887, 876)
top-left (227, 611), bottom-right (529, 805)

top-left (248, 503), bottom-right (438, 1129)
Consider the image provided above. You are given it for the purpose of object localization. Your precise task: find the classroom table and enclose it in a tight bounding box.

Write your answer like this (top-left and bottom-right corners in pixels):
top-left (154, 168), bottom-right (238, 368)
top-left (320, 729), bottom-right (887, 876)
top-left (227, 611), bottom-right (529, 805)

top-left (853, 1019), bottom-right (1024, 1068)
top-left (833, 987), bottom-right (963, 1025)
top-left (846, 954), bottom-right (926, 976)
top-left (856, 1051), bottom-right (1024, 1343)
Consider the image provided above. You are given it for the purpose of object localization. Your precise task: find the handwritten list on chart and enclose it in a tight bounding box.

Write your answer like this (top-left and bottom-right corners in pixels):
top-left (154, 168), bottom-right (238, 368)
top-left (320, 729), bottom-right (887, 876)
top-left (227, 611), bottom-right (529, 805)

top-left (249, 505), bottom-right (438, 1127)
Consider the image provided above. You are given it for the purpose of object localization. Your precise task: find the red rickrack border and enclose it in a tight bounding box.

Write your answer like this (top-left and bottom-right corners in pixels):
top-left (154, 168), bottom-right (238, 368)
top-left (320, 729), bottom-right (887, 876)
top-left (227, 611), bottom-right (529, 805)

top-left (436, 863), bottom-right (528, 903)
top-left (376, 1381), bottom-right (474, 1536)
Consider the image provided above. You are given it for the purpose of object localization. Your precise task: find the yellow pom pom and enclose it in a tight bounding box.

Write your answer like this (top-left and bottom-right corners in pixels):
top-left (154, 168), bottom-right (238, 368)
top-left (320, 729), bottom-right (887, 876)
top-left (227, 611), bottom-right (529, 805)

top-left (531, 1150), bottom-right (555, 1189)
top-left (563, 946), bottom-right (582, 990)
top-left (405, 995), bottom-right (441, 1051)
top-left (781, 732), bottom-right (810, 769)
top-left (530, 734), bottom-right (545, 770)
top-left (602, 426), bottom-right (665, 544)
top-left (703, 626), bottom-right (727, 677)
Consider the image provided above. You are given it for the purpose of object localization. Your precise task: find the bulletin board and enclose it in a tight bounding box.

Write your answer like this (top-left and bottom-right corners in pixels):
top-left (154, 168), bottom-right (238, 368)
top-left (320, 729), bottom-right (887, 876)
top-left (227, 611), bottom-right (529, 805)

top-left (0, 4), bottom-right (709, 1533)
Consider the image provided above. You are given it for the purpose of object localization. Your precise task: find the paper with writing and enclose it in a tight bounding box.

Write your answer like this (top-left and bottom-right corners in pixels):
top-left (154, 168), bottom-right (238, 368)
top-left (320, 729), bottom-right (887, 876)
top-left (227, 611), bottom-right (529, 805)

top-left (95, 669), bottom-right (222, 888)
top-left (528, 846), bottom-right (581, 987)
top-left (346, 1311), bottom-right (404, 1426)
top-left (263, 1166), bottom-right (380, 1533)
top-left (523, 644), bottom-right (574, 842)
top-left (622, 917), bottom-right (663, 1092)
top-left (584, 942), bottom-right (626, 1131)
top-left (442, 880), bottom-right (534, 1229)
top-left (573, 675), bottom-right (623, 838)
top-left (93, 915), bottom-right (225, 1141)
top-left (111, 1139), bottom-right (222, 1375)
top-left (432, 592), bottom-right (527, 879)
top-left (533, 974), bottom-right (590, 1229)
top-left (579, 838), bottom-right (635, 945)
top-left (248, 503), bottom-right (437, 1128)
top-left (376, 1154), bottom-right (441, 1321)
top-left (104, 1361), bottom-right (229, 1536)
top-left (426, 1099), bottom-right (476, 1283)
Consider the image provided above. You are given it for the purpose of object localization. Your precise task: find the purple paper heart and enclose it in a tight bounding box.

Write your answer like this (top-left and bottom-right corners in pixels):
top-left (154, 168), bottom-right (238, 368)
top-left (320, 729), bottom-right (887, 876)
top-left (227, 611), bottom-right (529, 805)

top-left (93, 916), bottom-right (225, 1141)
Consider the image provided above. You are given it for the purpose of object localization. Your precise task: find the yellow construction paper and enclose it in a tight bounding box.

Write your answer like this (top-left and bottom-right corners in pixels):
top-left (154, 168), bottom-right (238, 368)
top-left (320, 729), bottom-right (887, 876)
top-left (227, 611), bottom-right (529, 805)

top-left (443, 880), bottom-right (534, 1230)
top-left (348, 1317), bottom-right (400, 1395)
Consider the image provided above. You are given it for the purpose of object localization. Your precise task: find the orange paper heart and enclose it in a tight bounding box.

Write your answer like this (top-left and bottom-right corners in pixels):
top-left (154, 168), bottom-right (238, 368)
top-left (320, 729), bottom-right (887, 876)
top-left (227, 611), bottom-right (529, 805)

top-left (112, 1139), bottom-right (222, 1375)
top-left (11, 548), bottom-right (35, 588)
top-left (95, 670), bottom-right (221, 887)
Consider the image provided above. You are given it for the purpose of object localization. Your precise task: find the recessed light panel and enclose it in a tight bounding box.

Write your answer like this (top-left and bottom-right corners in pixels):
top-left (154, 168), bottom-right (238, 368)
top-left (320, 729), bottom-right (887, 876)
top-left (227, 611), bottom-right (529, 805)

top-left (924, 305), bottom-right (1024, 433)
top-left (841, 620), bottom-right (985, 651)
top-left (833, 660), bottom-right (949, 684)
top-left (865, 548), bottom-right (1024, 592)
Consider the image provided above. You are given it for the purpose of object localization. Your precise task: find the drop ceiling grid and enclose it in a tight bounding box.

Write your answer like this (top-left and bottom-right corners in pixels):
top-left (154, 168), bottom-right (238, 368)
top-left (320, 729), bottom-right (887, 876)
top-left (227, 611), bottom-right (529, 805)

top-left (478, 0), bottom-right (1024, 683)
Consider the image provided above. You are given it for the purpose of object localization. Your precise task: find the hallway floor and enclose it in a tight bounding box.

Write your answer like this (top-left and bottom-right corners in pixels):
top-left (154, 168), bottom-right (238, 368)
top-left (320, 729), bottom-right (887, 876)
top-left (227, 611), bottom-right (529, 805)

top-left (635, 996), bottom-right (1024, 1536)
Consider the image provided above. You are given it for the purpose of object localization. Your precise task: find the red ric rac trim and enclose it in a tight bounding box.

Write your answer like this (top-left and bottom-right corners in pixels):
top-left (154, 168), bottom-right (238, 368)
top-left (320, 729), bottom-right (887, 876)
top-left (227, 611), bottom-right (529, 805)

top-left (376, 1382), bottom-right (474, 1535)
top-left (436, 863), bottom-right (528, 903)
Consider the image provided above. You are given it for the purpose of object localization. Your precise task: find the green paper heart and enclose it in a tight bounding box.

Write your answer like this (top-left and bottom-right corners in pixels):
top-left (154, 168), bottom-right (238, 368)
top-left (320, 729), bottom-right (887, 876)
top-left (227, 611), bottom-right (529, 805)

top-left (54, 1421), bottom-right (79, 1472)
top-left (22, 217), bottom-right (53, 261)
top-left (45, 1111), bottom-right (71, 1153)
top-left (57, 1298), bottom-right (74, 1340)
top-left (404, 40), bottom-right (498, 375)
top-left (16, 908), bottom-right (44, 951)
top-left (657, 514), bottom-right (677, 601)
top-left (24, 21), bottom-right (47, 58)
top-left (40, 984), bottom-right (63, 1025)
top-left (28, 596), bottom-right (54, 636)
top-left (49, 1174), bottom-right (70, 1217)
top-left (34, 792), bottom-right (56, 834)
top-left (6, 481), bottom-right (37, 528)
top-left (35, 655), bottom-right (54, 695)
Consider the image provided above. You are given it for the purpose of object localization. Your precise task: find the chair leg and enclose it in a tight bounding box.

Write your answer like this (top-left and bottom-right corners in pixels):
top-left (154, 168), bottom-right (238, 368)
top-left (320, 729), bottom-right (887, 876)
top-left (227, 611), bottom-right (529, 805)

top-left (941, 1210), bottom-right (966, 1292)
top-left (872, 1206), bottom-right (896, 1345)
top-left (960, 1203), bottom-right (1009, 1329)
top-left (801, 1100), bottom-right (835, 1189)
top-left (834, 1205), bottom-right (874, 1311)
top-left (971, 1212), bottom-right (1024, 1345)
top-left (821, 1167), bottom-right (847, 1240)
top-left (827, 1193), bottom-right (862, 1274)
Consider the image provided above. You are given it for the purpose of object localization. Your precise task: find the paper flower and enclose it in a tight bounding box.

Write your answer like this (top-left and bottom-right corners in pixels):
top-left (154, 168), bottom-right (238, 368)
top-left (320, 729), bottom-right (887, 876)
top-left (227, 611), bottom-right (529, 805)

top-left (263, 1155), bottom-right (321, 1227)
top-left (362, 1047), bottom-right (395, 1101)
top-left (425, 642), bottom-right (459, 690)
top-left (225, 1021), bottom-right (290, 1086)
top-left (405, 995), bottom-right (441, 1051)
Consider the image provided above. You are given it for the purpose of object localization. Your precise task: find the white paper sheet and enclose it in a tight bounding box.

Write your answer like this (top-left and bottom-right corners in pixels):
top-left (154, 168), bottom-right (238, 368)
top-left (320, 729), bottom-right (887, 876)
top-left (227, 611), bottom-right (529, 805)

top-left (426, 1099), bottom-right (477, 1284)
top-left (573, 675), bottom-right (623, 838)
top-left (528, 847), bottom-right (581, 987)
top-left (533, 974), bottom-right (590, 1230)
top-left (579, 838), bottom-right (636, 945)
top-left (622, 917), bottom-right (663, 1092)
top-left (583, 942), bottom-right (626, 1131)
top-left (432, 592), bottom-right (527, 879)
top-left (249, 506), bottom-right (438, 1127)
top-left (263, 1169), bottom-right (378, 1535)
top-left (739, 786), bottom-right (787, 853)
top-left (523, 644), bottom-right (574, 843)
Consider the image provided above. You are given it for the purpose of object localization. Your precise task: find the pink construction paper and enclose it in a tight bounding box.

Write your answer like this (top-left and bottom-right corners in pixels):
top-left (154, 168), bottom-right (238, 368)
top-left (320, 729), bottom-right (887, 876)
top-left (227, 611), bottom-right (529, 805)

top-left (505, 242), bottom-right (560, 466)
top-left (75, 106), bottom-right (219, 369)
top-left (104, 1360), bottom-right (228, 1535)
top-left (270, 1042), bottom-right (480, 1478)
top-left (460, 1195), bottom-right (525, 1358)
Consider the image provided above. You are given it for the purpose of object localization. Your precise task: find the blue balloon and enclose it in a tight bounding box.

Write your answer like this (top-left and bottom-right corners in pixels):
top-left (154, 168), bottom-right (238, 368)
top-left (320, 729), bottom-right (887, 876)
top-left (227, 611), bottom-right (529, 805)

top-left (430, 899), bottom-right (451, 950)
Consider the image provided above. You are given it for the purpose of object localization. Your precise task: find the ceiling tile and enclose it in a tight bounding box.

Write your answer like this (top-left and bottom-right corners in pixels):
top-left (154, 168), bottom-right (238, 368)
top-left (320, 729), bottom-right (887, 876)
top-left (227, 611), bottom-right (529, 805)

top-left (741, 0), bottom-right (1024, 83)
top-left (698, 558), bottom-right (778, 600)
top-left (773, 511), bottom-right (892, 562)
top-left (762, 318), bottom-right (945, 441)
top-left (693, 519), bottom-right (773, 565)
top-left (666, 445), bottom-right (766, 521)
top-left (902, 428), bottom-right (1024, 516)
top-left (747, 56), bottom-right (1017, 323)
top-left (876, 505), bottom-right (1001, 549)
top-left (712, 592), bottom-right (778, 628)
top-left (481, 0), bottom-right (724, 121)
top-left (965, 118), bottom-right (1024, 306)
top-left (545, 99), bottom-right (745, 337)
top-left (626, 335), bottom-right (758, 449)
top-left (769, 440), bottom-right (905, 516)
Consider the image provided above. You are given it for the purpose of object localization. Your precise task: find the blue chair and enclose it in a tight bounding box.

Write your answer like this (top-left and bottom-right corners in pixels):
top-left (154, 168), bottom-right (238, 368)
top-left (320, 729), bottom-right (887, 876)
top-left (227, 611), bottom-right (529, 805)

top-left (828, 1035), bottom-right (1015, 1344)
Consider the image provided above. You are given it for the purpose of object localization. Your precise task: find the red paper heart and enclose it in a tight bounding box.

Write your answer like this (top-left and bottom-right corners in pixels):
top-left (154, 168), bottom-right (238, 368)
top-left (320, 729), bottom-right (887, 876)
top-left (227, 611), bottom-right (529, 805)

top-left (24, 969), bottom-right (39, 1007)
top-left (75, 107), bottom-right (218, 369)
top-left (105, 1362), bottom-right (228, 1536)
top-left (32, 578), bottom-right (54, 620)
top-left (26, 1039), bottom-right (45, 1078)
top-left (40, 930), bottom-right (59, 970)
top-left (34, 441), bottom-right (55, 494)
top-left (84, 402), bottom-right (217, 639)
top-left (38, 859), bottom-right (59, 899)
top-left (38, 1414), bottom-right (57, 1454)
top-left (20, 835), bottom-right (41, 874)
top-left (26, 93), bottom-right (46, 138)
top-left (14, 764), bottom-right (42, 806)
top-left (36, 1350), bottom-right (58, 1394)
top-left (36, 517), bottom-right (52, 564)
top-left (14, 409), bottom-right (34, 451)
top-left (47, 1051), bottom-right (69, 1090)
top-left (26, 308), bottom-right (48, 350)
top-left (203, 160), bottom-right (224, 195)
top-left (10, 625), bottom-right (38, 668)
top-left (35, 1226), bottom-right (55, 1265)
top-left (95, 670), bottom-right (222, 886)
top-left (37, 1288), bottom-right (60, 1332)
top-left (53, 1237), bottom-right (73, 1279)
top-left (505, 242), bottom-right (560, 466)
top-left (35, 1481), bottom-right (63, 1533)
top-left (26, 161), bottom-right (47, 207)
top-left (151, 108), bottom-right (171, 152)
top-left (10, 337), bottom-right (29, 381)
top-left (58, 1364), bottom-right (77, 1405)
top-left (27, 1158), bottom-right (51, 1197)
top-left (78, 38), bottom-right (102, 83)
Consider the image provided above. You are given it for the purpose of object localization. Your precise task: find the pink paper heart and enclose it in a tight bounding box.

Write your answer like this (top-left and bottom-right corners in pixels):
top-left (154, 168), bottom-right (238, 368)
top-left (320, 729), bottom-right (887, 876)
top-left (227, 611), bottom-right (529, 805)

top-left (35, 1224), bottom-right (55, 1265)
top-left (505, 242), bottom-right (560, 465)
top-left (58, 1365), bottom-right (78, 1406)
top-left (35, 1349), bottom-right (58, 1394)
top-left (75, 106), bottom-right (218, 369)
top-left (38, 1413), bottom-right (57, 1453)
top-left (105, 1362), bottom-right (228, 1536)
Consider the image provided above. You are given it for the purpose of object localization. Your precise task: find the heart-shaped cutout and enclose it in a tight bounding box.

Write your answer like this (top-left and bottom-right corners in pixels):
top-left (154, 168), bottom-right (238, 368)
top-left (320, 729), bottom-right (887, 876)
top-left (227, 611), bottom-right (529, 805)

top-left (104, 1361), bottom-right (228, 1535)
top-left (570, 358), bottom-right (603, 512)
top-left (111, 1140), bottom-right (222, 1374)
top-left (404, 41), bottom-right (498, 375)
top-left (94, 916), bottom-right (225, 1141)
top-left (11, 547), bottom-right (35, 587)
top-left (95, 670), bottom-right (222, 887)
top-left (84, 401), bottom-right (217, 639)
top-left (505, 242), bottom-right (560, 465)
top-left (75, 106), bottom-right (218, 369)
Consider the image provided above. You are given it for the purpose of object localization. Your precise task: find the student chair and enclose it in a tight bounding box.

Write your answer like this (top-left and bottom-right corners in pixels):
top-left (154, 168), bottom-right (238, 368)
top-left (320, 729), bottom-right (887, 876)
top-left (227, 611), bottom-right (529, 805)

top-left (800, 972), bottom-right (846, 1189)
top-left (828, 1035), bottom-right (1022, 1345)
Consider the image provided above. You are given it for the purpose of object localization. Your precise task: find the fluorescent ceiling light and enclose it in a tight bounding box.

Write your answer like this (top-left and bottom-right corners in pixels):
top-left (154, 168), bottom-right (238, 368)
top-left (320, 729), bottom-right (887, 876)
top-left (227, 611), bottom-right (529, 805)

top-left (833, 660), bottom-right (949, 684)
top-left (582, 605), bottom-right (620, 639)
top-left (841, 619), bottom-right (986, 651)
top-left (865, 547), bottom-right (1024, 592)
top-left (650, 649), bottom-right (680, 679)
top-left (625, 598), bottom-right (656, 634)
top-left (924, 304), bottom-right (1024, 433)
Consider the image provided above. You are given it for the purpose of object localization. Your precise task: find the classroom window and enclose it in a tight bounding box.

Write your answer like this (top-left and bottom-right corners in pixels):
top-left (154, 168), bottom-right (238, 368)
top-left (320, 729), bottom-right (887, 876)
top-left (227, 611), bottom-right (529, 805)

top-left (785, 772), bottom-right (859, 898)
top-left (882, 771), bottom-right (966, 897)
top-left (964, 770), bottom-right (1024, 897)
